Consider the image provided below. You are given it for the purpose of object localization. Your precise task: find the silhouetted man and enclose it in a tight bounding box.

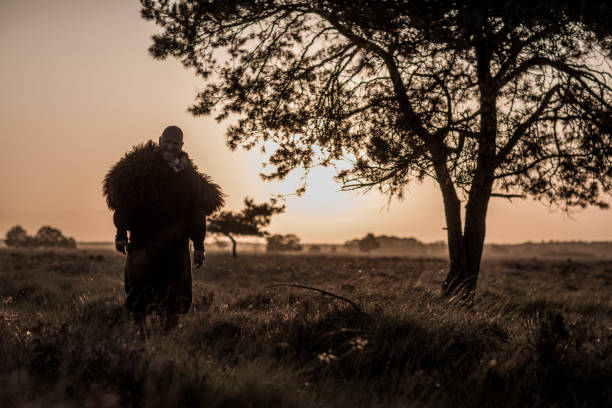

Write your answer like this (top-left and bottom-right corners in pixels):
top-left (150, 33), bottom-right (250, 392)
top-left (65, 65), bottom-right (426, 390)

top-left (104, 126), bottom-right (223, 331)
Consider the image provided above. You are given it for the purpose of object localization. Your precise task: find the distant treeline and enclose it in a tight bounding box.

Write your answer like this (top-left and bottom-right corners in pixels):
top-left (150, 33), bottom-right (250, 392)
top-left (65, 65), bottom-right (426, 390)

top-left (3, 228), bottom-right (610, 259)
top-left (342, 234), bottom-right (612, 259)
top-left (484, 241), bottom-right (612, 259)
top-left (344, 235), bottom-right (447, 256)
top-left (72, 238), bottom-right (612, 259)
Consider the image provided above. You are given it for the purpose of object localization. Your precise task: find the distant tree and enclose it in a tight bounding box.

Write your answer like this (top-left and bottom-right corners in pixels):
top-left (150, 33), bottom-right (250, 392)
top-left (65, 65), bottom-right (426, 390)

top-left (358, 233), bottom-right (381, 254)
top-left (5, 225), bottom-right (29, 247)
top-left (33, 226), bottom-right (77, 248)
top-left (143, 0), bottom-right (612, 300)
top-left (309, 244), bottom-right (322, 253)
top-left (266, 234), bottom-right (303, 252)
top-left (5, 225), bottom-right (76, 248)
top-left (208, 198), bottom-right (285, 257)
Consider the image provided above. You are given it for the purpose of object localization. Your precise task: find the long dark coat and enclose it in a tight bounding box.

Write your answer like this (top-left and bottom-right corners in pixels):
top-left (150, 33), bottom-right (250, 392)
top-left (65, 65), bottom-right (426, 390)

top-left (103, 141), bottom-right (224, 317)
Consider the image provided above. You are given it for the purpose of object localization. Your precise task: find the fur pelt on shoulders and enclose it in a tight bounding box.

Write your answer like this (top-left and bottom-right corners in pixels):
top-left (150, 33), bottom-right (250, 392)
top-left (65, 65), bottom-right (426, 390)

top-left (103, 140), bottom-right (225, 216)
top-left (198, 173), bottom-right (225, 216)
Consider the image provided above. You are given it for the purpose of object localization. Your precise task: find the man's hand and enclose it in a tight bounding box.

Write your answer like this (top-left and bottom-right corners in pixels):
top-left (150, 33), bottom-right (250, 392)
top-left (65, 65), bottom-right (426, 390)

top-left (115, 239), bottom-right (128, 254)
top-left (194, 249), bottom-right (205, 268)
top-left (115, 230), bottom-right (129, 254)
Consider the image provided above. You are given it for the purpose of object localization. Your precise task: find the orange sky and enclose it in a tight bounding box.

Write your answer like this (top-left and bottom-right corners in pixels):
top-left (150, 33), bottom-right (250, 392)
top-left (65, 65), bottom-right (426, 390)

top-left (1, 0), bottom-right (610, 244)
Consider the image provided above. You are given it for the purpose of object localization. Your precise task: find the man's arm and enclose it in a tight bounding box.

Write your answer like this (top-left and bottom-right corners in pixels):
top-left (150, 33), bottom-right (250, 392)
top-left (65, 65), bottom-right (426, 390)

top-left (113, 210), bottom-right (130, 254)
top-left (187, 170), bottom-right (206, 267)
top-left (189, 214), bottom-right (206, 268)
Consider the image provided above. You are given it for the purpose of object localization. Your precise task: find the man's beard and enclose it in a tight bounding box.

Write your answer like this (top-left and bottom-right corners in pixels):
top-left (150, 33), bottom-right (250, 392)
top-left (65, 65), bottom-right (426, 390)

top-left (161, 149), bottom-right (179, 162)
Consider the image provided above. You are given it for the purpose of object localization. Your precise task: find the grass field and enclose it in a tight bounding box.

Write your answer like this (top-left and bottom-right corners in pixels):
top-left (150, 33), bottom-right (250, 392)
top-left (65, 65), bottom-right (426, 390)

top-left (1, 248), bottom-right (611, 407)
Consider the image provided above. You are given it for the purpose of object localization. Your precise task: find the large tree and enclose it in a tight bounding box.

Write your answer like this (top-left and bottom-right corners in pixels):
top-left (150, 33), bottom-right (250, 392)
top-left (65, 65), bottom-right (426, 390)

top-left (208, 197), bottom-right (285, 257)
top-left (141, 0), bottom-right (612, 299)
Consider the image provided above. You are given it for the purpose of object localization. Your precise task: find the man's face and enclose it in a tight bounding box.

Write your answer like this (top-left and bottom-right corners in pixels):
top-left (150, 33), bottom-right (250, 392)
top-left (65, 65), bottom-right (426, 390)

top-left (159, 135), bottom-right (183, 162)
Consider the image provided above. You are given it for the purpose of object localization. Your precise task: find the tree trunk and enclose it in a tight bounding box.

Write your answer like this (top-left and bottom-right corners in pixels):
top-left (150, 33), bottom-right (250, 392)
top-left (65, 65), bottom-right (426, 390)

top-left (441, 196), bottom-right (490, 301)
top-left (461, 172), bottom-right (493, 297)
top-left (225, 233), bottom-right (237, 258)
top-left (440, 195), bottom-right (469, 300)
top-left (441, 133), bottom-right (495, 298)
top-left (440, 160), bottom-right (495, 300)
top-left (442, 43), bottom-right (497, 301)
top-left (432, 156), bottom-right (470, 299)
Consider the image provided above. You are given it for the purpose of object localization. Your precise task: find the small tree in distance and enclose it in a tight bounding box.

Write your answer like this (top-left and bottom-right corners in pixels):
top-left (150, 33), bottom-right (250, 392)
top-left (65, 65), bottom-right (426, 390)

top-left (5, 225), bottom-right (30, 247)
top-left (358, 233), bottom-right (381, 255)
top-left (208, 197), bottom-right (285, 257)
top-left (4, 225), bottom-right (76, 248)
top-left (34, 226), bottom-right (77, 248)
top-left (266, 234), bottom-right (303, 253)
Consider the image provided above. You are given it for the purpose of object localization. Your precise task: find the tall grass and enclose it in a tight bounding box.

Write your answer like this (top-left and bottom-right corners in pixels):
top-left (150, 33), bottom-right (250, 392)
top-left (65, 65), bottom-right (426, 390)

top-left (1, 248), bottom-right (610, 407)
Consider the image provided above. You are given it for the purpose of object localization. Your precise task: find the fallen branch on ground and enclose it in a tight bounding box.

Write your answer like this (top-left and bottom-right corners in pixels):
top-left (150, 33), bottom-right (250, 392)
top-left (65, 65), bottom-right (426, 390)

top-left (264, 283), bottom-right (369, 316)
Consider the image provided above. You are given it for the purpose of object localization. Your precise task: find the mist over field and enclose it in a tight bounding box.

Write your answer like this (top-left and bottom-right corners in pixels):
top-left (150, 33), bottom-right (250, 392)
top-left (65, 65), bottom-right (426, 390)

top-left (75, 239), bottom-right (612, 260)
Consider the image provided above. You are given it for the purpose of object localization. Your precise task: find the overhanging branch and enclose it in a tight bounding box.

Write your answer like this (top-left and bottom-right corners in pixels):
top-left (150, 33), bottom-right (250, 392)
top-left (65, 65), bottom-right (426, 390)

top-left (491, 193), bottom-right (526, 200)
top-left (496, 84), bottom-right (561, 164)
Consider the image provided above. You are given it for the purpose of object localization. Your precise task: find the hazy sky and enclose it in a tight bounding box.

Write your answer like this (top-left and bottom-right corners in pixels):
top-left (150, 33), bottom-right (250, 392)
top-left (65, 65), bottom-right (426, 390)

top-left (1, 0), bottom-right (610, 244)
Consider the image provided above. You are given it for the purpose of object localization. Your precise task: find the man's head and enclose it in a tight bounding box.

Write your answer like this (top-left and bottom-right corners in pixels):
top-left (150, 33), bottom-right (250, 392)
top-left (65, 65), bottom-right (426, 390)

top-left (159, 125), bottom-right (184, 162)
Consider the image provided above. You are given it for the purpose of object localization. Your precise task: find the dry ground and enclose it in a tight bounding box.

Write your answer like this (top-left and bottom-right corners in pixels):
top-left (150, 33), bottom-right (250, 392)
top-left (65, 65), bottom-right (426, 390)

top-left (1, 248), bottom-right (611, 407)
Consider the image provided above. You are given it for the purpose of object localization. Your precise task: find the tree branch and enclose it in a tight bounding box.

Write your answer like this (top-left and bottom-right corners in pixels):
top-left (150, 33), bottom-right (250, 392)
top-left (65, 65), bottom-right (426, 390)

top-left (496, 84), bottom-right (561, 164)
top-left (310, 7), bottom-right (434, 144)
top-left (490, 193), bottom-right (526, 200)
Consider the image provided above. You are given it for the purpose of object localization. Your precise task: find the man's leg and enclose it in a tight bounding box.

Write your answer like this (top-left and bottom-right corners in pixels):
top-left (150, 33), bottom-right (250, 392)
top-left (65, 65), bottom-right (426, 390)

top-left (125, 248), bottom-right (154, 333)
top-left (158, 245), bottom-right (192, 331)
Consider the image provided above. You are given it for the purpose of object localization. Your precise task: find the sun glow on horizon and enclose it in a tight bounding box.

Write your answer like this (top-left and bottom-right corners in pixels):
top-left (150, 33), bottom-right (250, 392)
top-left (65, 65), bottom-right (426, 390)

top-left (1, 1), bottom-right (610, 244)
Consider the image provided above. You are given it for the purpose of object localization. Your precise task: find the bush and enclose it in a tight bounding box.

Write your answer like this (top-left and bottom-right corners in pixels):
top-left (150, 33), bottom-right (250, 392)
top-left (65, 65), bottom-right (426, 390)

top-left (266, 234), bottom-right (303, 252)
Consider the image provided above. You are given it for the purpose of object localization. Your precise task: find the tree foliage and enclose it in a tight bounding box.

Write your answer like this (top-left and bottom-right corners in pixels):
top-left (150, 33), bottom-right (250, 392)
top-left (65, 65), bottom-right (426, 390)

top-left (208, 197), bottom-right (285, 256)
top-left (358, 233), bottom-right (381, 253)
top-left (4, 225), bottom-right (76, 248)
top-left (5, 225), bottom-right (29, 247)
top-left (141, 0), bottom-right (612, 298)
top-left (266, 234), bottom-right (303, 252)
